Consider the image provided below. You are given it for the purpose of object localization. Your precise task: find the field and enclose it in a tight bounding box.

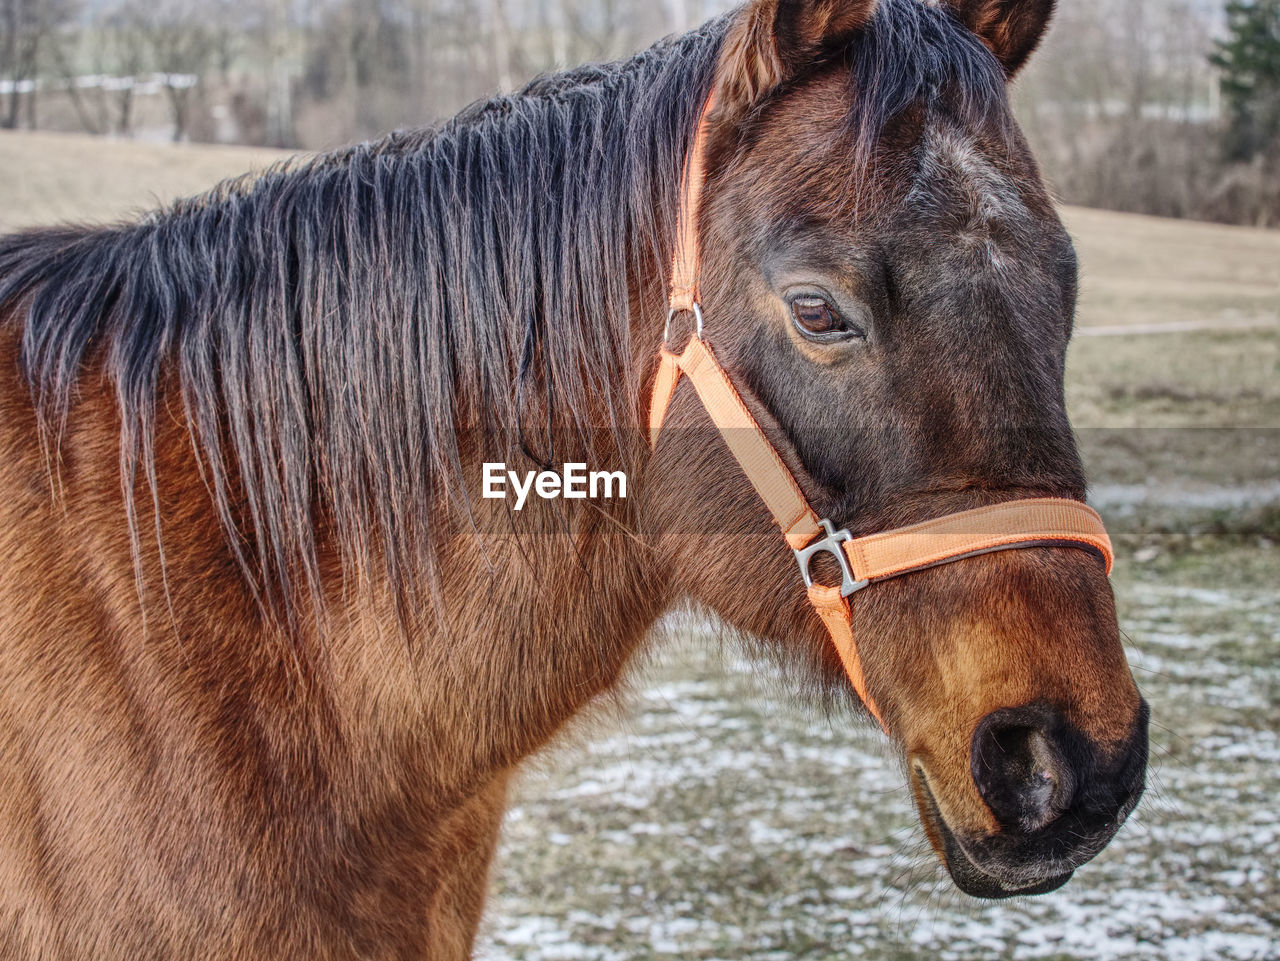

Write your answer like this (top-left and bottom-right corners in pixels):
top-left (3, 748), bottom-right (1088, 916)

top-left (0, 130), bottom-right (291, 233)
top-left (1, 130), bottom-right (1277, 961)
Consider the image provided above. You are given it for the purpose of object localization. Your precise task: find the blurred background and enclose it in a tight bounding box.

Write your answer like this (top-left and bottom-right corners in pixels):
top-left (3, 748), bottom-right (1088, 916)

top-left (0, 1), bottom-right (1276, 959)
top-left (0, 0), bottom-right (1278, 225)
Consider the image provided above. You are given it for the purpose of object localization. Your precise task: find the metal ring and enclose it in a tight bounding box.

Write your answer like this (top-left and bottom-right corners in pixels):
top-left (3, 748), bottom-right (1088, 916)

top-left (664, 302), bottom-right (704, 344)
top-left (794, 518), bottom-right (868, 597)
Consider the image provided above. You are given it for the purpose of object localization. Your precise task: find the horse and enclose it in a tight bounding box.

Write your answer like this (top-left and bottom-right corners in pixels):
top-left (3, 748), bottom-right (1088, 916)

top-left (0, 0), bottom-right (1149, 957)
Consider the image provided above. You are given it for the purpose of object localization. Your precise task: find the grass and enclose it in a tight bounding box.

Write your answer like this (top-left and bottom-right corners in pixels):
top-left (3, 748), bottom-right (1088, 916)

top-left (1066, 324), bottom-right (1280, 543)
top-left (0, 129), bottom-right (1276, 961)
top-left (479, 549), bottom-right (1279, 961)
top-left (1067, 328), bottom-right (1280, 429)
top-left (0, 130), bottom-right (294, 232)
top-left (1060, 207), bottom-right (1280, 332)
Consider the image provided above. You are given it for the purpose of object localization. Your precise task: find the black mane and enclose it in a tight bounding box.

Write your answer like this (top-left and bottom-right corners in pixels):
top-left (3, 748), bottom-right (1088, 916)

top-left (0, 0), bottom-right (1006, 622)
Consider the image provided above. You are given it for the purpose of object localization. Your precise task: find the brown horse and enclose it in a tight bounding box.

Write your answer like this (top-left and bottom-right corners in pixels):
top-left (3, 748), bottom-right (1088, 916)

top-left (0, 0), bottom-right (1148, 957)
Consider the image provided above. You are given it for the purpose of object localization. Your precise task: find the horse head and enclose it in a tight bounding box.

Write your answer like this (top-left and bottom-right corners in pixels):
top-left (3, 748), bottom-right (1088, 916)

top-left (646, 0), bottom-right (1148, 898)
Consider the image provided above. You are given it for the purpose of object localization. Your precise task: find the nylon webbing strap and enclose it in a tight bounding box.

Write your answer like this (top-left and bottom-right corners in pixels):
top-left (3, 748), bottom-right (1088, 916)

top-left (657, 340), bottom-right (822, 551)
top-left (844, 499), bottom-right (1113, 582)
top-left (669, 92), bottom-right (716, 314)
top-left (807, 586), bottom-right (878, 716)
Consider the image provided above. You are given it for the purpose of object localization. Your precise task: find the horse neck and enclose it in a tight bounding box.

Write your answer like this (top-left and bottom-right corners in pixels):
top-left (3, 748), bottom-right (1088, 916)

top-left (205, 52), bottom-right (703, 806)
top-left (301, 210), bottom-right (683, 807)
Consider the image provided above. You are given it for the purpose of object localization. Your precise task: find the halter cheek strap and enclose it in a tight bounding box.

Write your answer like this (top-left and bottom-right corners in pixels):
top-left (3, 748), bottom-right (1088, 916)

top-left (649, 94), bottom-right (1114, 732)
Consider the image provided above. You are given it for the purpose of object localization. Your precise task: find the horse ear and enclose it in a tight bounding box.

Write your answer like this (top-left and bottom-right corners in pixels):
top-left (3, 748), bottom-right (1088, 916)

top-left (946, 0), bottom-right (1056, 76)
top-left (714, 0), bottom-right (879, 118)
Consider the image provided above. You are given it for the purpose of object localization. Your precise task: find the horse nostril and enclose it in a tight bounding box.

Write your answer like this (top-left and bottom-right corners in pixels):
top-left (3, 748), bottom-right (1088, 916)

top-left (971, 705), bottom-right (1078, 833)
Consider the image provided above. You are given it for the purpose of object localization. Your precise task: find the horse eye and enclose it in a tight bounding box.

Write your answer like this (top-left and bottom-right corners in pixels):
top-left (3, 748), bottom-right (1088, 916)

top-left (790, 295), bottom-right (846, 337)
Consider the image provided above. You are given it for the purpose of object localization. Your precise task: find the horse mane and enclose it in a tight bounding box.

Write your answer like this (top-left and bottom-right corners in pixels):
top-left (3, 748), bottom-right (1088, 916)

top-left (0, 0), bottom-right (1005, 626)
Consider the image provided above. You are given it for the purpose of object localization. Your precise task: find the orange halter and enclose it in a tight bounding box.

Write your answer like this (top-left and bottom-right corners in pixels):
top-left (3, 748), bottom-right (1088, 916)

top-left (648, 95), bottom-right (1113, 730)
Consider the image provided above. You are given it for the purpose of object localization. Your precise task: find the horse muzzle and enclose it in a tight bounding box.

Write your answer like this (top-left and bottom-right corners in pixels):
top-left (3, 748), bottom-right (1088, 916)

top-left (911, 698), bottom-right (1149, 899)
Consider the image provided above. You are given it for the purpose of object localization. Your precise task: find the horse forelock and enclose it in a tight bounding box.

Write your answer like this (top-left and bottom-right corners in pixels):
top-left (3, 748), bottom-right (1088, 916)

top-left (842, 0), bottom-right (1010, 163)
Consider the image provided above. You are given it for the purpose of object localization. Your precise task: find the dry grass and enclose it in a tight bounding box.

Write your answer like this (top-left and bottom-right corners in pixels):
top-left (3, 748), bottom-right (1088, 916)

top-left (1062, 207), bottom-right (1280, 331)
top-left (1067, 326), bottom-right (1279, 429)
top-left (0, 130), bottom-right (296, 233)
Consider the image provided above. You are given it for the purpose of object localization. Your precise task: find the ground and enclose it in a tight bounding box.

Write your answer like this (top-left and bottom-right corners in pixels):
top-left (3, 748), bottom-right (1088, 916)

top-left (0, 130), bottom-right (289, 233)
top-left (479, 547), bottom-right (1278, 961)
top-left (1, 129), bottom-right (1277, 961)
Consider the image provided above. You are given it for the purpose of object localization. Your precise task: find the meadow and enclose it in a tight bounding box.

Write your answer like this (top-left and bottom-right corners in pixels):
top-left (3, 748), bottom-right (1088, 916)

top-left (1, 129), bottom-right (1276, 961)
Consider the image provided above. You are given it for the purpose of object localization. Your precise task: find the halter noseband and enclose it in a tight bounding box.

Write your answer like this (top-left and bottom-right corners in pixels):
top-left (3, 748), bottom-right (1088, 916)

top-left (647, 94), bottom-right (1113, 731)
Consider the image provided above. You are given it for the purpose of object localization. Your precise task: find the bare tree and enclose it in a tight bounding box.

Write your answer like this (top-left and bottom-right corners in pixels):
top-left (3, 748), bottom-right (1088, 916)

top-left (263, 0), bottom-right (293, 146)
top-left (47, 33), bottom-right (103, 134)
top-left (82, 3), bottom-right (153, 136)
top-left (485, 0), bottom-right (514, 90)
top-left (1, 0), bottom-right (76, 129)
top-left (1015, 0), bottom-right (1233, 220)
top-left (123, 0), bottom-right (215, 141)
top-left (549, 0), bottom-right (570, 69)
top-left (21, 0), bottom-right (1264, 226)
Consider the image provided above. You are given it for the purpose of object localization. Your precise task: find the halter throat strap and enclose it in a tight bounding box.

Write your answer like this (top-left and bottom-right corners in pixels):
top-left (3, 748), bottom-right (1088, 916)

top-left (649, 94), bottom-right (1114, 732)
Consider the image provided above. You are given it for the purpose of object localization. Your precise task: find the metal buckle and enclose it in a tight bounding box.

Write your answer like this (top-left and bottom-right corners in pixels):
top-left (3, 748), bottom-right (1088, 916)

top-left (794, 518), bottom-right (868, 598)
top-left (664, 302), bottom-right (704, 344)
